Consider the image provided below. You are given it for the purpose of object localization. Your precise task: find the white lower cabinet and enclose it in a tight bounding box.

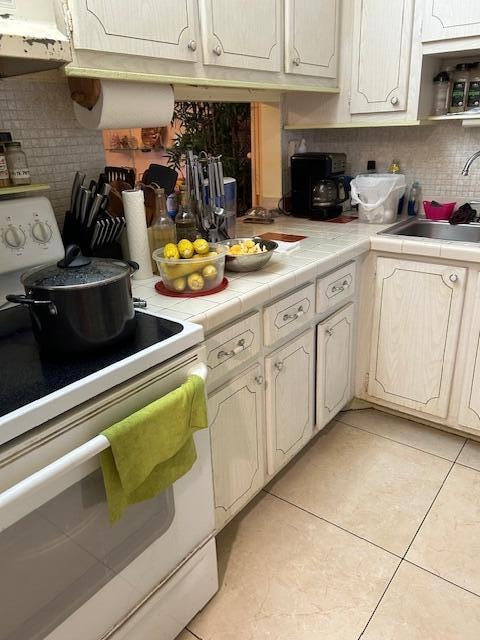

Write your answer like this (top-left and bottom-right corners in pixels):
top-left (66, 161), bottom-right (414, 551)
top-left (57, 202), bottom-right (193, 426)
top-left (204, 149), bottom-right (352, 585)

top-left (316, 303), bottom-right (355, 430)
top-left (265, 329), bottom-right (315, 475)
top-left (458, 273), bottom-right (480, 433)
top-left (368, 257), bottom-right (466, 419)
top-left (208, 364), bottom-right (265, 531)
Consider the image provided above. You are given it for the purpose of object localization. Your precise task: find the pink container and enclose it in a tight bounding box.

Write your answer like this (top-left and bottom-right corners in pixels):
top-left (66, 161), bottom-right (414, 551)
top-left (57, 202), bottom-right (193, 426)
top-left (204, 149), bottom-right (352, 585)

top-left (423, 201), bottom-right (456, 221)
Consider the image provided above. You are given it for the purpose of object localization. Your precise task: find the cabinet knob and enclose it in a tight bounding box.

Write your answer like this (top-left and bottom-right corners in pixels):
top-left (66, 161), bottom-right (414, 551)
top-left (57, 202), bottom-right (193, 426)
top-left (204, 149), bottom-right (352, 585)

top-left (274, 361), bottom-right (284, 372)
top-left (213, 45), bottom-right (222, 56)
top-left (390, 96), bottom-right (399, 106)
top-left (293, 56), bottom-right (301, 66)
top-left (188, 40), bottom-right (197, 52)
top-left (449, 273), bottom-right (459, 283)
top-left (254, 375), bottom-right (264, 385)
top-left (326, 328), bottom-right (333, 336)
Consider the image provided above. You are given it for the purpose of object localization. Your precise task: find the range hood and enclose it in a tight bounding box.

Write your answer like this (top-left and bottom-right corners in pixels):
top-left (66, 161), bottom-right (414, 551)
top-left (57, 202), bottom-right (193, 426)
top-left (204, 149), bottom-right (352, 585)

top-left (0, 0), bottom-right (71, 77)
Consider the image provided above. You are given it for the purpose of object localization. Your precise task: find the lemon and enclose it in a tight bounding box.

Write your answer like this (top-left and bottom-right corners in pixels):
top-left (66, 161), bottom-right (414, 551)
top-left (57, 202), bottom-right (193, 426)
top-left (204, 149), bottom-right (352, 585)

top-left (245, 239), bottom-right (255, 249)
top-left (187, 272), bottom-right (205, 291)
top-left (171, 276), bottom-right (186, 292)
top-left (202, 264), bottom-right (218, 281)
top-left (177, 239), bottom-right (194, 259)
top-left (164, 243), bottom-right (180, 260)
top-left (193, 238), bottom-right (209, 255)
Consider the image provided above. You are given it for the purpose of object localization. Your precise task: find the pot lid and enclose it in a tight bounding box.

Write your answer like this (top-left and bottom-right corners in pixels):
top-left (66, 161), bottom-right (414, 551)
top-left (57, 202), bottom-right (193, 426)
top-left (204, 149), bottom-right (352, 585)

top-left (21, 245), bottom-right (133, 290)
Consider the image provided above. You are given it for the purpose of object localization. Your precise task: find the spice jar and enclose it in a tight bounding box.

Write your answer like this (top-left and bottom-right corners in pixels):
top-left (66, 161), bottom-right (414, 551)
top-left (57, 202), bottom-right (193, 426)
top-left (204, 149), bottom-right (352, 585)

top-left (467, 62), bottom-right (480, 110)
top-left (449, 63), bottom-right (469, 113)
top-left (0, 144), bottom-right (10, 187)
top-left (5, 141), bottom-right (31, 186)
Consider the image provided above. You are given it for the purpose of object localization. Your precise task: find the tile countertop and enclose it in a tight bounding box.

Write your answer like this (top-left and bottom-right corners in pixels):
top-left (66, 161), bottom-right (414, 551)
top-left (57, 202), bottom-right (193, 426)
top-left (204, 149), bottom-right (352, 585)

top-left (132, 215), bottom-right (480, 334)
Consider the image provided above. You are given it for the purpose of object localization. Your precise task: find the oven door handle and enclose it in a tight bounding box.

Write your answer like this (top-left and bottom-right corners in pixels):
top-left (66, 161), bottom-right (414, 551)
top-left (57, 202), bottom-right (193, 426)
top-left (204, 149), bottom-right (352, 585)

top-left (0, 363), bottom-right (207, 532)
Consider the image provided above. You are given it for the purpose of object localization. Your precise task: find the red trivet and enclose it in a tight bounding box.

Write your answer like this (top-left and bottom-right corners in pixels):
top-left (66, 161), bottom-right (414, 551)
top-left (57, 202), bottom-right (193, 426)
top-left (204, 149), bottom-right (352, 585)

top-left (155, 277), bottom-right (229, 297)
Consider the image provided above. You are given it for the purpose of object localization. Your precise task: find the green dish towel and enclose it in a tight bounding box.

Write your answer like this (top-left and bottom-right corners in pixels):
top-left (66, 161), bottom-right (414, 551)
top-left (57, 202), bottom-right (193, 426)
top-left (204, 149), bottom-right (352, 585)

top-left (100, 374), bottom-right (208, 523)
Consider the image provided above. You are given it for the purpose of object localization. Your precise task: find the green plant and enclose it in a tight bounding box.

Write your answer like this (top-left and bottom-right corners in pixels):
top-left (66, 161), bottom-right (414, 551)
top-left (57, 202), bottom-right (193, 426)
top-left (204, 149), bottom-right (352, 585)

top-left (166, 101), bottom-right (252, 214)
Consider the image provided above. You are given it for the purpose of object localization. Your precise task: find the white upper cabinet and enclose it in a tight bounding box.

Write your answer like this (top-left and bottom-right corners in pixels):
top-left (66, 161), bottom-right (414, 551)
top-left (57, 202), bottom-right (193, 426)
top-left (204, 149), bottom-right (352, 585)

top-left (69, 0), bottom-right (201, 62)
top-left (350, 0), bottom-right (415, 114)
top-left (422, 1), bottom-right (480, 42)
top-left (368, 257), bottom-right (466, 419)
top-left (199, 0), bottom-right (281, 71)
top-left (284, 0), bottom-right (339, 78)
top-left (458, 273), bottom-right (480, 433)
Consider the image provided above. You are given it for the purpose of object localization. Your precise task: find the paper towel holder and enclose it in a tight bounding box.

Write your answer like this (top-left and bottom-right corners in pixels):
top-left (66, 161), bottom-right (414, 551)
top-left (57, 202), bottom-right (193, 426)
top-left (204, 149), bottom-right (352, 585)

top-left (68, 77), bottom-right (101, 110)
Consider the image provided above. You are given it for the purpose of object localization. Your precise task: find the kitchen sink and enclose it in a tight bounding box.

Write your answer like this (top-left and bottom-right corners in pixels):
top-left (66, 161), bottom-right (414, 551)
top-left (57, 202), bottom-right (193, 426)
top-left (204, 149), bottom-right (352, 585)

top-left (380, 219), bottom-right (480, 243)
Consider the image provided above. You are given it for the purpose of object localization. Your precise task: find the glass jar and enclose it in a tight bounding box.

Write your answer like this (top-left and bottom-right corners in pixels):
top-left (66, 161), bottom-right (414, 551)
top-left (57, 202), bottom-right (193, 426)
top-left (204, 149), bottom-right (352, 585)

top-left (432, 70), bottom-right (450, 116)
top-left (467, 62), bottom-right (480, 110)
top-left (0, 144), bottom-right (10, 187)
top-left (5, 141), bottom-right (31, 186)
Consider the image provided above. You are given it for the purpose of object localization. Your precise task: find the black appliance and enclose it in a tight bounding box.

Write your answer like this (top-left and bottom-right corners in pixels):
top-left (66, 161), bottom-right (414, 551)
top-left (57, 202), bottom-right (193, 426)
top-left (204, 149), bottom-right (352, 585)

top-left (291, 152), bottom-right (349, 219)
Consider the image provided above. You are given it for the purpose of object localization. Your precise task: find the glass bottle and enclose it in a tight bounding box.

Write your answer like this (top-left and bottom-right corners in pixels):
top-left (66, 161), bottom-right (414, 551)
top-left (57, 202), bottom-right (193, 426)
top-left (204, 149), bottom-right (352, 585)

top-left (151, 186), bottom-right (176, 250)
top-left (0, 144), bottom-right (10, 187)
top-left (388, 159), bottom-right (404, 215)
top-left (175, 186), bottom-right (198, 243)
top-left (5, 141), bottom-right (31, 186)
top-left (449, 63), bottom-right (469, 113)
top-left (432, 70), bottom-right (450, 116)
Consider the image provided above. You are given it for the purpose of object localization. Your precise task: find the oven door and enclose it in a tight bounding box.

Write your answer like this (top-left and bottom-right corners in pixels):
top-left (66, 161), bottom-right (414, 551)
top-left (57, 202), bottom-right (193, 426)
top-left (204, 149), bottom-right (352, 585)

top-left (0, 346), bottom-right (215, 640)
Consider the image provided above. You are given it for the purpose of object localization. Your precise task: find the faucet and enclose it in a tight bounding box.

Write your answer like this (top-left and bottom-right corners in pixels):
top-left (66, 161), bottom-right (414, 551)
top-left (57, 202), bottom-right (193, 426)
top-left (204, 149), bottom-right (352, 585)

top-left (461, 151), bottom-right (480, 176)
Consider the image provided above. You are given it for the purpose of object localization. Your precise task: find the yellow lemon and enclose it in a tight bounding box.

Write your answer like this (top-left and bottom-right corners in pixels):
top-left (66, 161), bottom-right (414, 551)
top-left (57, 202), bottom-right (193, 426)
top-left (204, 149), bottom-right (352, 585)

top-left (187, 272), bottom-right (205, 291)
top-left (171, 276), bottom-right (186, 292)
top-left (193, 238), bottom-right (209, 255)
top-left (177, 239), bottom-right (194, 259)
top-left (163, 243), bottom-right (180, 260)
top-left (202, 265), bottom-right (218, 281)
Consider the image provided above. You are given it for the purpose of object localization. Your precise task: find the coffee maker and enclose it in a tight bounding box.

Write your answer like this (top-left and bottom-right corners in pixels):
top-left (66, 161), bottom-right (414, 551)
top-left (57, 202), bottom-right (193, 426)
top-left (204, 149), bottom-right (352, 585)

top-left (290, 152), bottom-right (349, 219)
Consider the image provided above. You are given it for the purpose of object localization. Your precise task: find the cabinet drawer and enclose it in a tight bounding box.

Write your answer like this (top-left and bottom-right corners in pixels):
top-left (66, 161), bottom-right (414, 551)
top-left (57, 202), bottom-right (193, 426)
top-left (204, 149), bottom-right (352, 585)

top-left (317, 262), bottom-right (356, 314)
top-left (206, 312), bottom-right (261, 388)
top-left (263, 283), bottom-right (315, 346)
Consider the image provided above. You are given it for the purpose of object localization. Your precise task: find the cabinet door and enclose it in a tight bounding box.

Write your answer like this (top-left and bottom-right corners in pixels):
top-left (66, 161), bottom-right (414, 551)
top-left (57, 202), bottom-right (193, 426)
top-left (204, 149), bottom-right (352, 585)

top-left (317, 303), bottom-right (354, 431)
top-left (70, 0), bottom-right (200, 62)
top-left (285, 0), bottom-right (339, 78)
top-left (265, 329), bottom-right (315, 475)
top-left (199, 0), bottom-right (281, 71)
top-left (350, 0), bottom-right (414, 114)
top-left (209, 364), bottom-right (265, 531)
top-left (368, 257), bottom-right (466, 418)
top-left (458, 274), bottom-right (480, 433)
top-left (422, 1), bottom-right (480, 42)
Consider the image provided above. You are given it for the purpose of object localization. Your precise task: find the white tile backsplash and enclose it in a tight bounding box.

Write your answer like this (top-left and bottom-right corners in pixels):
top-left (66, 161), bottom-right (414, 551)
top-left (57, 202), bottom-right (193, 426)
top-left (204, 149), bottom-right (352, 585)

top-left (0, 71), bottom-right (105, 225)
top-left (284, 122), bottom-right (480, 207)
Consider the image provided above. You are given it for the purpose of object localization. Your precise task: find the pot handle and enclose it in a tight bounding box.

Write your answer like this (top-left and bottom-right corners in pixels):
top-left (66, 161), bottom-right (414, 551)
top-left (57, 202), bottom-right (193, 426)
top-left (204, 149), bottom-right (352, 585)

top-left (6, 295), bottom-right (57, 315)
top-left (125, 260), bottom-right (139, 275)
top-left (133, 297), bottom-right (147, 309)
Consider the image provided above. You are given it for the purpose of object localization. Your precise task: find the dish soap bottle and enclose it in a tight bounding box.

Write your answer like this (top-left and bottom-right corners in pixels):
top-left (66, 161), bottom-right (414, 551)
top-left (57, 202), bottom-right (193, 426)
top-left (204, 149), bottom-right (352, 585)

top-left (408, 181), bottom-right (421, 217)
top-left (151, 186), bottom-right (176, 250)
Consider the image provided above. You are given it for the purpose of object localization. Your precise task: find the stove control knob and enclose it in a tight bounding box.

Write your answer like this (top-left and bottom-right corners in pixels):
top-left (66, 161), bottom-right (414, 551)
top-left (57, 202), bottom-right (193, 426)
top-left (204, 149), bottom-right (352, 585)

top-left (31, 221), bottom-right (52, 243)
top-left (4, 225), bottom-right (26, 248)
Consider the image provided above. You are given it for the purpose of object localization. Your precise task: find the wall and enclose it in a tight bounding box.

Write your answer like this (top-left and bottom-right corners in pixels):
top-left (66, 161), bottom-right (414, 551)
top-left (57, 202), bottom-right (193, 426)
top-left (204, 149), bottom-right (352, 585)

top-left (0, 71), bottom-right (105, 225)
top-left (283, 122), bottom-right (480, 207)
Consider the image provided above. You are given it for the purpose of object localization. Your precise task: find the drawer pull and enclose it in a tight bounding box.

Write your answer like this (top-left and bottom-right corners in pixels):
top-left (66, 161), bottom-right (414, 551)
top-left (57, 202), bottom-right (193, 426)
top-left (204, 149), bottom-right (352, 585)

top-left (282, 305), bottom-right (304, 322)
top-left (255, 375), bottom-right (264, 385)
top-left (217, 338), bottom-right (246, 360)
top-left (274, 361), bottom-right (284, 372)
top-left (331, 279), bottom-right (350, 294)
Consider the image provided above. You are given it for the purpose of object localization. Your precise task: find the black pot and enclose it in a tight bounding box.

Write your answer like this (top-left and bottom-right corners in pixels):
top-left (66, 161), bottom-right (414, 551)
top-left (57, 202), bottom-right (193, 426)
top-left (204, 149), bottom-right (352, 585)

top-left (6, 245), bottom-right (147, 353)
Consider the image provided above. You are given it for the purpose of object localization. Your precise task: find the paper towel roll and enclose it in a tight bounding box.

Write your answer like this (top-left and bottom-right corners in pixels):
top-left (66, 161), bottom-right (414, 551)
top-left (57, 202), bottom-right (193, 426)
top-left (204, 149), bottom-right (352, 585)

top-left (73, 80), bottom-right (174, 130)
top-left (122, 189), bottom-right (153, 280)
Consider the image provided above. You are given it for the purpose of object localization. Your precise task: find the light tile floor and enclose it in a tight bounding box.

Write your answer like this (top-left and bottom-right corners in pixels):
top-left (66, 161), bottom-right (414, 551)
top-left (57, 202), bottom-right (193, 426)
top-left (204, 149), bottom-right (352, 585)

top-left (178, 409), bottom-right (480, 640)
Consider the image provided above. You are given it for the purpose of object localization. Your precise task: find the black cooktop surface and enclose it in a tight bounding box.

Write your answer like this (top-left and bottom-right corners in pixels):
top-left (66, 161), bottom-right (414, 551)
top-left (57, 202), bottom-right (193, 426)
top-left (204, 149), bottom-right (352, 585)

top-left (0, 306), bottom-right (183, 418)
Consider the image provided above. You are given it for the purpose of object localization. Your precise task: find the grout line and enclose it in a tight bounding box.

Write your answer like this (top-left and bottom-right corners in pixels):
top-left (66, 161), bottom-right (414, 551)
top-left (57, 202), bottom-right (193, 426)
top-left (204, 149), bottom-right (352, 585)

top-left (403, 559), bottom-right (480, 599)
top-left (357, 559), bottom-right (403, 639)
top-left (263, 488), bottom-right (402, 560)
top-left (335, 416), bottom-right (466, 463)
top-left (185, 628), bottom-right (203, 640)
top-left (402, 439), bottom-right (467, 559)
top-left (454, 459), bottom-right (480, 474)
